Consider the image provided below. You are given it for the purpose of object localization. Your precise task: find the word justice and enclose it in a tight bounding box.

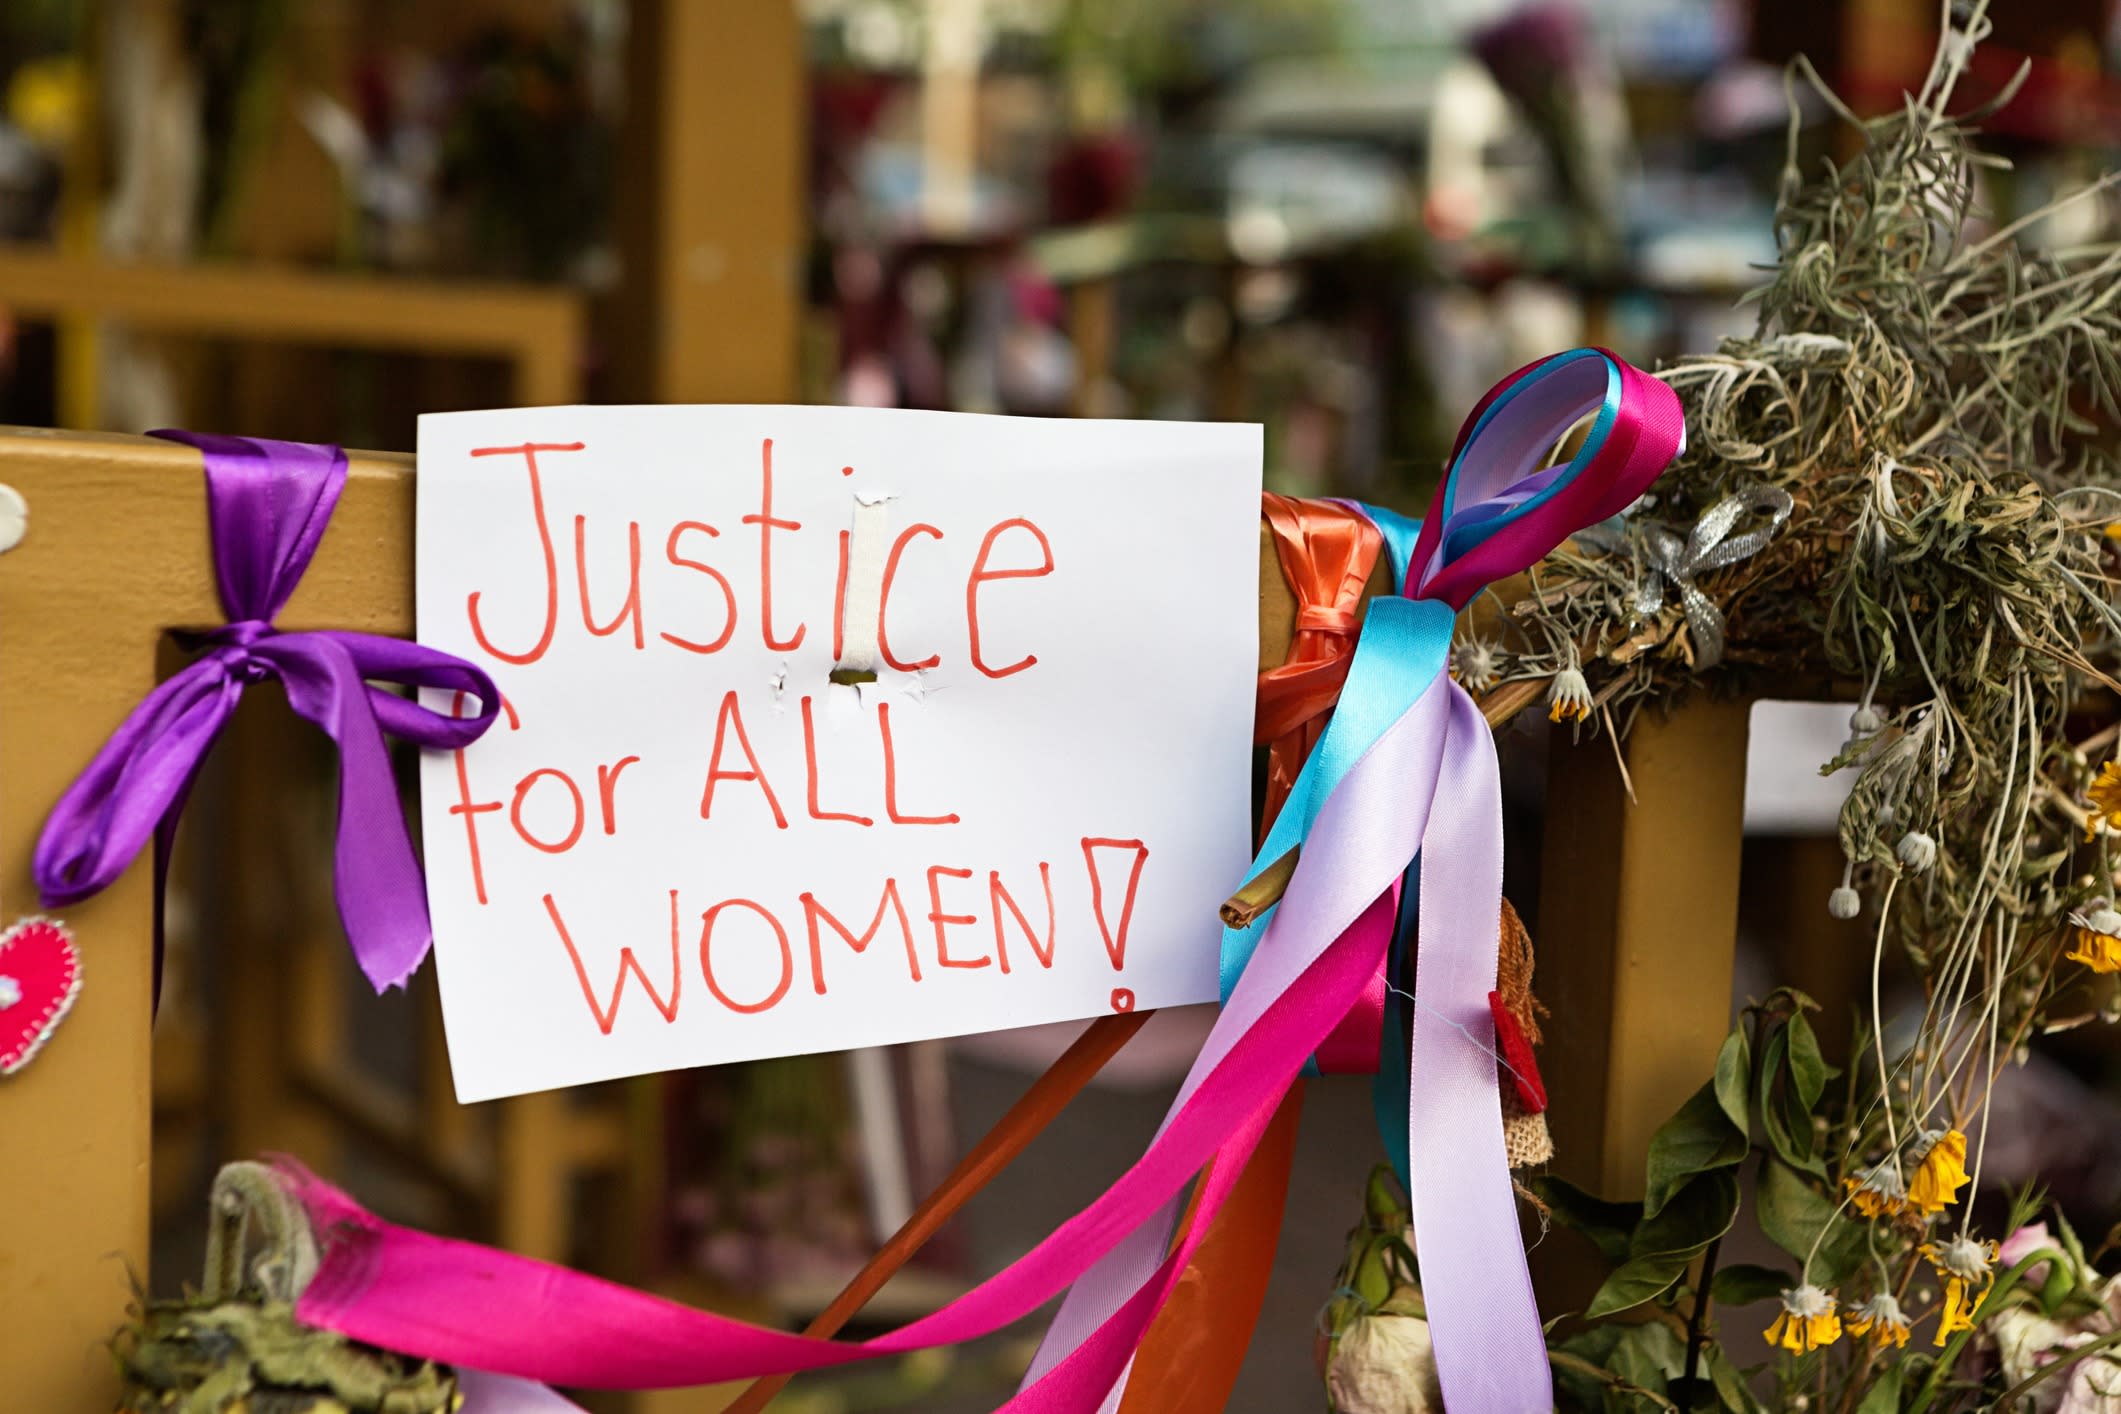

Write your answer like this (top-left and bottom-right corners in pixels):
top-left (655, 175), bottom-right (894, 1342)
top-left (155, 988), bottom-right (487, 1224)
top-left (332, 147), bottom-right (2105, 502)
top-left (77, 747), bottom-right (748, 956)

top-left (461, 438), bottom-right (1056, 678)
top-left (533, 838), bottom-right (1152, 1036)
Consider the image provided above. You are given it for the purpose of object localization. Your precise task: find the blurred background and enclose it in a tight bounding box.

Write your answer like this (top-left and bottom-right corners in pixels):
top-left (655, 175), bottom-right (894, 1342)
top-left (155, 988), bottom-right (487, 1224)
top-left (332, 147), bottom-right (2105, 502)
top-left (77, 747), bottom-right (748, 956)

top-left (8, 1), bottom-right (2121, 1409)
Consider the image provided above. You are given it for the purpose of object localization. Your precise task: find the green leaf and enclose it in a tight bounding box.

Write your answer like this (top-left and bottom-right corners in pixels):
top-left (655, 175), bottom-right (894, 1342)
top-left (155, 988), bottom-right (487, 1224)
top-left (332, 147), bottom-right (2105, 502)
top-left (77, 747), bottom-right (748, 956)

top-left (2039, 1248), bottom-right (2080, 1316)
top-left (1853, 1359), bottom-right (1905, 1414)
top-left (1752, 1024), bottom-right (1788, 1127)
top-left (1757, 1073), bottom-right (1825, 1177)
top-left (1363, 1163), bottom-right (1408, 1229)
top-left (1552, 1325), bottom-right (1629, 1410)
top-left (1631, 1170), bottom-right (1740, 1260)
top-left (2056, 1205), bottom-right (2090, 1275)
top-left (1531, 1174), bottom-right (1645, 1266)
top-left (1351, 1234), bottom-right (1392, 1308)
top-left (1713, 1027), bottom-right (1752, 1136)
top-left (1784, 1011), bottom-right (1833, 1113)
top-left (1587, 1251), bottom-right (1691, 1319)
top-left (1643, 1084), bottom-right (1748, 1218)
top-left (1607, 1320), bottom-right (1687, 1399)
top-left (1708, 1263), bottom-right (1796, 1308)
top-left (1704, 1346), bottom-right (1767, 1413)
top-left (1775, 1073), bottom-right (1819, 1166)
top-left (1756, 1022), bottom-right (1827, 1177)
top-left (1754, 1157), bottom-right (1865, 1286)
top-left (2022, 845), bottom-right (2072, 880)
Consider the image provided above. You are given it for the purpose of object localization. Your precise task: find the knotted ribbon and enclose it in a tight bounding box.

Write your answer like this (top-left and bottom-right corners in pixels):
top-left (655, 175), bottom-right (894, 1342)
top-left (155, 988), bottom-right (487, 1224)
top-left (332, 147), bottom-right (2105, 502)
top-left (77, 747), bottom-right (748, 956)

top-left (1094, 499), bottom-right (1390, 1414)
top-left (1031, 346), bottom-right (1682, 1410)
top-left (273, 348), bottom-right (1680, 1414)
top-left (1255, 494), bottom-right (1386, 826)
top-left (1633, 482), bottom-right (1793, 670)
top-left (32, 432), bottom-right (499, 992)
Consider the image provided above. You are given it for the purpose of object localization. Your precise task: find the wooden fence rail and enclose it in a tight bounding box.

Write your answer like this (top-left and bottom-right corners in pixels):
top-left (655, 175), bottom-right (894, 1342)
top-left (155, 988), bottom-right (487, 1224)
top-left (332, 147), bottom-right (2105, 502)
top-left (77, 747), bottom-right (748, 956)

top-left (0, 427), bottom-right (1748, 1409)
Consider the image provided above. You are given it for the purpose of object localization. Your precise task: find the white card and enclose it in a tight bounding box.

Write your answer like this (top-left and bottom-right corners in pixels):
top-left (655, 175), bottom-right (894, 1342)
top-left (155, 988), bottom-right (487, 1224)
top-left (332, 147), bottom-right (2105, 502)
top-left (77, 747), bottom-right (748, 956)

top-left (416, 405), bottom-right (1261, 1101)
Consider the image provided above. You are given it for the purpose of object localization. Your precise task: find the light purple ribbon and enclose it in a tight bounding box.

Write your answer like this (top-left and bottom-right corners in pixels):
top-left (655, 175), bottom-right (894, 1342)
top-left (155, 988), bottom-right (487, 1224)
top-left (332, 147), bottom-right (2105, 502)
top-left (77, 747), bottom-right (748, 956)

top-left (32, 432), bottom-right (498, 991)
top-left (1032, 349), bottom-right (1684, 1410)
top-left (1028, 623), bottom-right (1547, 1411)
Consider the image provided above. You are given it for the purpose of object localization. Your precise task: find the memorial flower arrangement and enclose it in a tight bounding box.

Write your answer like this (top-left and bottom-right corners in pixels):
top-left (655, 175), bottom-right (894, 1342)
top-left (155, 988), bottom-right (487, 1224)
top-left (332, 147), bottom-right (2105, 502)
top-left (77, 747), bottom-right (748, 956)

top-left (1323, 5), bottom-right (2121, 1409)
top-left (1324, 990), bottom-right (2121, 1412)
top-left (1494, 0), bottom-right (2121, 1024)
top-left (1529, 992), bottom-right (2121, 1411)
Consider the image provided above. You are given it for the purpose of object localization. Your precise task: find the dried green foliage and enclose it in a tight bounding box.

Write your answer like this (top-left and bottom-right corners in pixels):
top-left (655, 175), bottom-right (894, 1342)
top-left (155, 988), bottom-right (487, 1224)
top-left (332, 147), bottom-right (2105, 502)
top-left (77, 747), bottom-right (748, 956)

top-left (1492, 3), bottom-right (2121, 1141)
top-left (114, 1162), bottom-right (458, 1414)
top-left (114, 1295), bottom-right (458, 1414)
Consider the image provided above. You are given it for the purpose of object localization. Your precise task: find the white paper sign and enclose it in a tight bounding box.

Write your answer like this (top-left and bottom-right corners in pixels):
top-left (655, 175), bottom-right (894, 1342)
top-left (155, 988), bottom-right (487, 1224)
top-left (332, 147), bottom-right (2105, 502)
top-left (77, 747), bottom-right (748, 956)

top-left (417, 405), bottom-right (1261, 1101)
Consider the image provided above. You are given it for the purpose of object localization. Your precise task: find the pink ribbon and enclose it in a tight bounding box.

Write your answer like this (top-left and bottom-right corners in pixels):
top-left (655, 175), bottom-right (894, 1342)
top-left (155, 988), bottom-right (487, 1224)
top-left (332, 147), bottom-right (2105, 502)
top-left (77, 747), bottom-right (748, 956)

top-left (283, 680), bottom-right (1436, 1400)
top-left (282, 349), bottom-right (1682, 1413)
top-left (1030, 347), bottom-right (1680, 1410)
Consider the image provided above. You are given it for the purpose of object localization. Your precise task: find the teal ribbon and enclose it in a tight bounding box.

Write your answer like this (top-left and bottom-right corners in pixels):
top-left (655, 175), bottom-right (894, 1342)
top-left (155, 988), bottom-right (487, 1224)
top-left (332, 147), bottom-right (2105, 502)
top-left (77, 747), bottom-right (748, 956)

top-left (1227, 347), bottom-right (1637, 1175)
top-left (1217, 598), bottom-right (1454, 1002)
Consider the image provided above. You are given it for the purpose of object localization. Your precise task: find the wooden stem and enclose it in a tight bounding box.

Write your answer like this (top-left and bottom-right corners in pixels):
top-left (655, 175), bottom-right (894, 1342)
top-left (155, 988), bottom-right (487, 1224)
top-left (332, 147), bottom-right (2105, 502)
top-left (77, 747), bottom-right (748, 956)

top-left (1215, 677), bottom-right (1550, 924)
top-left (1219, 847), bottom-right (1299, 929)
top-left (719, 1009), bottom-right (1151, 1414)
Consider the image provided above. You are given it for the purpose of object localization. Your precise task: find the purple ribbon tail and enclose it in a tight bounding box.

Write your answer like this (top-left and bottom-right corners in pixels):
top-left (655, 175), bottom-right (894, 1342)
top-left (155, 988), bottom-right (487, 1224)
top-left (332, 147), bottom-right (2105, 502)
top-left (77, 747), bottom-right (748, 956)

top-left (31, 432), bottom-right (500, 994)
top-left (1411, 680), bottom-right (1548, 1410)
top-left (34, 663), bottom-right (243, 906)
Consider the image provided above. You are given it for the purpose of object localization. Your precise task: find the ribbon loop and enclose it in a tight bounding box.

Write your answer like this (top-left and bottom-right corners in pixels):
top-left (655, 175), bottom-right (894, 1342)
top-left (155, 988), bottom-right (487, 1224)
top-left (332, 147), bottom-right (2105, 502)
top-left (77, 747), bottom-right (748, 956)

top-left (32, 433), bottom-right (499, 991)
top-left (1187, 347), bottom-right (1684, 1408)
top-left (1408, 347), bottom-right (1684, 608)
top-left (182, 431), bottom-right (349, 623)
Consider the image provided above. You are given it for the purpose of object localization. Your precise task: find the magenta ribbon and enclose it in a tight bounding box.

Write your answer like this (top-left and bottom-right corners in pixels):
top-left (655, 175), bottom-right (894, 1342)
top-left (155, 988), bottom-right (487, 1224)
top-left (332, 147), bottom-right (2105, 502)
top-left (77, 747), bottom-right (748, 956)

top-left (32, 432), bottom-right (498, 992)
top-left (1032, 348), bottom-right (1681, 1410)
top-left (278, 350), bottom-right (1681, 1412)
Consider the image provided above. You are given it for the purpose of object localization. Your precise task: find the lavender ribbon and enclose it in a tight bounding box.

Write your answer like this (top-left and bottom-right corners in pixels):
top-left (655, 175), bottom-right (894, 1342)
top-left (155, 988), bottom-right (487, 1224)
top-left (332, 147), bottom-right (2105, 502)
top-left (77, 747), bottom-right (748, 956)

top-left (1029, 603), bottom-right (1552, 1413)
top-left (32, 432), bottom-right (498, 991)
top-left (1032, 349), bottom-right (1684, 1411)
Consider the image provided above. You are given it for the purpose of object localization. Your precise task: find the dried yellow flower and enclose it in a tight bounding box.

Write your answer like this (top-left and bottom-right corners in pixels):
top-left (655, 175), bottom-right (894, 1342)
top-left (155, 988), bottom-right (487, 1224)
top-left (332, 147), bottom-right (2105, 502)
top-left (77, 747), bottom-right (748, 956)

top-left (1765, 1285), bottom-right (1842, 1354)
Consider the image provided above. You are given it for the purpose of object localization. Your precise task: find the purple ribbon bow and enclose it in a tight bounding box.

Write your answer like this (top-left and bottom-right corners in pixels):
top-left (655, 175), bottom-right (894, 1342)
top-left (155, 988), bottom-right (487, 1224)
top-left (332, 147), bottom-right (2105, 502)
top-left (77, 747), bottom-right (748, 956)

top-left (33, 432), bottom-right (499, 992)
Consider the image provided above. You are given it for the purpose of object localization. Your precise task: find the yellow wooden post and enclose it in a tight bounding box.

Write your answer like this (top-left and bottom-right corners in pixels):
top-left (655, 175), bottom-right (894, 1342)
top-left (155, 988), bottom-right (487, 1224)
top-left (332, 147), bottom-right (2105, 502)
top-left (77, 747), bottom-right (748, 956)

top-left (0, 249), bottom-right (584, 410)
top-left (607, 0), bottom-right (806, 404)
top-left (1537, 698), bottom-right (1751, 1199)
top-left (0, 428), bottom-right (417, 1411)
top-left (213, 697), bottom-right (348, 1185)
top-left (1068, 279), bottom-right (1116, 418)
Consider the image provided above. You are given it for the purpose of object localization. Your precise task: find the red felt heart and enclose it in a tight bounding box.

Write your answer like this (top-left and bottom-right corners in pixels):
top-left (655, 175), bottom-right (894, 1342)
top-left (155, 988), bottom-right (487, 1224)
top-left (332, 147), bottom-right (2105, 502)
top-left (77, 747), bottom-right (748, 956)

top-left (0, 918), bottom-right (82, 1075)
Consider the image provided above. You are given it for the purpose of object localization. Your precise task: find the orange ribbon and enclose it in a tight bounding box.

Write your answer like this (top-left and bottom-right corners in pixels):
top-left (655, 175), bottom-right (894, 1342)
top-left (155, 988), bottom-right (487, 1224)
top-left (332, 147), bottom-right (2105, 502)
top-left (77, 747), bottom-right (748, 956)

top-left (1254, 494), bottom-right (1387, 830)
top-left (1120, 496), bottom-right (1386, 1414)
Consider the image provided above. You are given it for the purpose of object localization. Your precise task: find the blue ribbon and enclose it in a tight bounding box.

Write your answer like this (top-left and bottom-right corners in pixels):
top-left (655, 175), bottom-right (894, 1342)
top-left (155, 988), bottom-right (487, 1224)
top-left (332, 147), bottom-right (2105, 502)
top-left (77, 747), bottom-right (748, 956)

top-left (1227, 349), bottom-right (1630, 1174)
top-left (1218, 598), bottom-right (1453, 1002)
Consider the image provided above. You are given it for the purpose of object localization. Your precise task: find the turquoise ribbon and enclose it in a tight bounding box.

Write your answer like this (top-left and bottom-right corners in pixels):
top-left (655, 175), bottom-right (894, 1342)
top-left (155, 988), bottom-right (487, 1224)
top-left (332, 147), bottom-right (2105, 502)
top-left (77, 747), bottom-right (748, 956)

top-left (1218, 598), bottom-right (1453, 1002)
top-left (1354, 501), bottom-right (1423, 593)
top-left (1230, 347), bottom-right (1629, 1169)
